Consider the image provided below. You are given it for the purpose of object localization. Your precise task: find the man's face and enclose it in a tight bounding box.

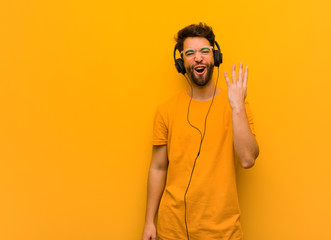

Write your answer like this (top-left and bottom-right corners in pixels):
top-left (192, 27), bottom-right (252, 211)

top-left (182, 37), bottom-right (214, 87)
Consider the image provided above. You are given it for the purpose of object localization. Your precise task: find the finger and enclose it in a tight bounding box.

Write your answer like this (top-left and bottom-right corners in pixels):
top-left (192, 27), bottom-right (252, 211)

top-left (224, 72), bottom-right (231, 86)
top-left (243, 66), bottom-right (248, 89)
top-left (232, 64), bottom-right (236, 84)
top-left (238, 62), bottom-right (243, 84)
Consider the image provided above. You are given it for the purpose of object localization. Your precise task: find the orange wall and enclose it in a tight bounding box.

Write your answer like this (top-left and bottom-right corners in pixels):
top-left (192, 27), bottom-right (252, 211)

top-left (1, 0), bottom-right (330, 239)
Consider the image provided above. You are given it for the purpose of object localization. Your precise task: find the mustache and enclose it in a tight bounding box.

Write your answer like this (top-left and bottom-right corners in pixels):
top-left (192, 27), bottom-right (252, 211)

top-left (190, 63), bottom-right (213, 71)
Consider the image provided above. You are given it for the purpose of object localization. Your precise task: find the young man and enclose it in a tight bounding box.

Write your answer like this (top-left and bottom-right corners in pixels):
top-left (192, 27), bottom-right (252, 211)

top-left (142, 23), bottom-right (259, 240)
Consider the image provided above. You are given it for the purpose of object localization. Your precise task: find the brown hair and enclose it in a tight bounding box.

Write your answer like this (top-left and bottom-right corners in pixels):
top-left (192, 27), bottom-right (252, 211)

top-left (175, 22), bottom-right (215, 53)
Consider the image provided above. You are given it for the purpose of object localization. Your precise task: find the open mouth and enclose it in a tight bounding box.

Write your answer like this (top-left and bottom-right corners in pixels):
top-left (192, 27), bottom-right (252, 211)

top-left (194, 65), bottom-right (206, 75)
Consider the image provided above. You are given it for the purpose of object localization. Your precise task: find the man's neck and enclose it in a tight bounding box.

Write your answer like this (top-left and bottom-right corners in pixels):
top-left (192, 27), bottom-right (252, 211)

top-left (187, 80), bottom-right (220, 101)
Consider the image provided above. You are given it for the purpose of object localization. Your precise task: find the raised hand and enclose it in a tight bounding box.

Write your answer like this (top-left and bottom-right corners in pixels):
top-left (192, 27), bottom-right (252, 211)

top-left (223, 62), bottom-right (248, 111)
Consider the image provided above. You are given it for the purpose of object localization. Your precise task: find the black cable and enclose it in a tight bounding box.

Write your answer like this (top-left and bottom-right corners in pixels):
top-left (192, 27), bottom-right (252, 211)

top-left (183, 67), bottom-right (220, 240)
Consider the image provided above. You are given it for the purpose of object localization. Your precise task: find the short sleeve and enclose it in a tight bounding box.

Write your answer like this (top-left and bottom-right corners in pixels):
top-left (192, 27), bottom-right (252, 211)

top-left (152, 108), bottom-right (168, 145)
top-left (244, 101), bottom-right (256, 137)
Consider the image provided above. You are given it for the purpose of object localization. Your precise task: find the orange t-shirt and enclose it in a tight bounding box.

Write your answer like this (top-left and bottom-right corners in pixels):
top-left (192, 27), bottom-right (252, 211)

top-left (152, 89), bottom-right (256, 240)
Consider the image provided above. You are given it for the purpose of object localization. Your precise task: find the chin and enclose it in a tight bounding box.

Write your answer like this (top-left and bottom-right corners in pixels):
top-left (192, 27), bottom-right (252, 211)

top-left (193, 78), bottom-right (210, 87)
top-left (191, 73), bottom-right (213, 87)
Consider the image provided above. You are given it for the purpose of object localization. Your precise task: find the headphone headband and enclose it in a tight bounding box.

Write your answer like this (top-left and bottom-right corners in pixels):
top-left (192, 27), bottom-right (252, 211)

top-left (214, 41), bottom-right (221, 52)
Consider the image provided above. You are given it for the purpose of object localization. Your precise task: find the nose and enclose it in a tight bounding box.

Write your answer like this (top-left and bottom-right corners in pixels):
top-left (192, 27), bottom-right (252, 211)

top-left (194, 52), bottom-right (203, 62)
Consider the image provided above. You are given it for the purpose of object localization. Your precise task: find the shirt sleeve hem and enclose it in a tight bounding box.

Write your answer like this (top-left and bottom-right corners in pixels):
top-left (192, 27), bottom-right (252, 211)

top-left (152, 140), bottom-right (167, 145)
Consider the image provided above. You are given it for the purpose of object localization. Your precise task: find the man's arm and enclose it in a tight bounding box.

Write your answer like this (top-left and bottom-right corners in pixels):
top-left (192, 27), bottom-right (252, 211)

top-left (224, 63), bottom-right (259, 169)
top-left (142, 145), bottom-right (168, 240)
top-left (232, 106), bottom-right (259, 168)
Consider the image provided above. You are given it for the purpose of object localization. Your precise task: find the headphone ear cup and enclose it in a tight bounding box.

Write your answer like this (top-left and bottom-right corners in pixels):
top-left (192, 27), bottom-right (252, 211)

top-left (175, 58), bottom-right (186, 74)
top-left (213, 50), bottom-right (222, 67)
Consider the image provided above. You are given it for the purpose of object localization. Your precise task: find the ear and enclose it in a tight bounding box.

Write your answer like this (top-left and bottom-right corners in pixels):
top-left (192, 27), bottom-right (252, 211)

top-left (213, 50), bottom-right (222, 67)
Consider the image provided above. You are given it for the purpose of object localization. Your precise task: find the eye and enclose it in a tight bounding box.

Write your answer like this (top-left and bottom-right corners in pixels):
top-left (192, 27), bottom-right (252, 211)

top-left (184, 50), bottom-right (195, 56)
top-left (200, 48), bottom-right (211, 54)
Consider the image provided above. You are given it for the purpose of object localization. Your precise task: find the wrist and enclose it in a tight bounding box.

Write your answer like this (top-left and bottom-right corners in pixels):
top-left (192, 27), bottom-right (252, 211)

top-left (231, 103), bottom-right (245, 113)
top-left (145, 218), bottom-right (155, 225)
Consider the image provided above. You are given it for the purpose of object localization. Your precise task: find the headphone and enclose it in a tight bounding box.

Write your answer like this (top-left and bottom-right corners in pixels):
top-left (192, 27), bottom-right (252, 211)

top-left (173, 40), bottom-right (223, 74)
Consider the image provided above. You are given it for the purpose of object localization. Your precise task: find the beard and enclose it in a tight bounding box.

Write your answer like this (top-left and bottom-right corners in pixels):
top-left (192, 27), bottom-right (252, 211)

top-left (187, 63), bottom-right (214, 87)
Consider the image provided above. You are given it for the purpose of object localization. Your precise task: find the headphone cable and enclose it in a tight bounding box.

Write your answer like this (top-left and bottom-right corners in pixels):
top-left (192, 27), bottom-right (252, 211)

top-left (183, 67), bottom-right (220, 240)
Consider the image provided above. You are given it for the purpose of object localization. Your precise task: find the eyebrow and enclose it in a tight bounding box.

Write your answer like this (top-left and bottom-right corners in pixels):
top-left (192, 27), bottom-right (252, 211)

top-left (184, 46), bottom-right (211, 52)
top-left (184, 49), bottom-right (195, 53)
top-left (181, 46), bottom-right (212, 55)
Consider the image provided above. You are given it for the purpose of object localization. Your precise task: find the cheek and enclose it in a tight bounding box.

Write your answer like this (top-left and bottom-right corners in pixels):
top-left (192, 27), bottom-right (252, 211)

top-left (183, 60), bottom-right (193, 70)
top-left (208, 56), bottom-right (214, 65)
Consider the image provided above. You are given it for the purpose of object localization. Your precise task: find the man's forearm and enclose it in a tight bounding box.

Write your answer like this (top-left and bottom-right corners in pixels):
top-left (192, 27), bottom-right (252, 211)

top-left (232, 105), bottom-right (259, 168)
top-left (144, 168), bottom-right (167, 224)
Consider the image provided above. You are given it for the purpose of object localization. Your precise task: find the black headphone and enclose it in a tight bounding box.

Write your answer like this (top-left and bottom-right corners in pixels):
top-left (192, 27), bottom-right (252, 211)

top-left (173, 41), bottom-right (223, 75)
